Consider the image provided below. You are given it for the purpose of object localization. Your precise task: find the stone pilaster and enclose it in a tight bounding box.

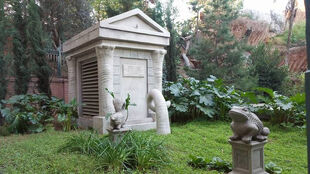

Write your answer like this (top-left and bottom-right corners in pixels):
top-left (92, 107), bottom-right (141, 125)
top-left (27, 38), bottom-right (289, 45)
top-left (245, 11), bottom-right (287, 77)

top-left (96, 45), bottom-right (115, 117)
top-left (66, 56), bottom-right (76, 102)
top-left (229, 140), bottom-right (268, 174)
top-left (151, 50), bottom-right (167, 92)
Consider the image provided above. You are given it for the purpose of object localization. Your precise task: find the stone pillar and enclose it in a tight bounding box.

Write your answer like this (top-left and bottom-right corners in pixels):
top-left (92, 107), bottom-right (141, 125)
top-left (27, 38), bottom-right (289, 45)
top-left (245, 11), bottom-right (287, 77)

top-left (96, 45), bottom-right (115, 116)
top-left (66, 56), bottom-right (76, 102)
top-left (229, 140), bottom-right (268, 174)
top-left (151, 50), bottom-right (167, 92)
top-left (93, 45), bottom-right (115, 134)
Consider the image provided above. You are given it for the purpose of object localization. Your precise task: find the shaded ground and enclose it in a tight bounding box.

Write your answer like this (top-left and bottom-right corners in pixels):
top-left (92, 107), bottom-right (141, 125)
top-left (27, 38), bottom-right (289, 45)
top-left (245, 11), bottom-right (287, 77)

top-left (0, 121), bottom-right (307, 173)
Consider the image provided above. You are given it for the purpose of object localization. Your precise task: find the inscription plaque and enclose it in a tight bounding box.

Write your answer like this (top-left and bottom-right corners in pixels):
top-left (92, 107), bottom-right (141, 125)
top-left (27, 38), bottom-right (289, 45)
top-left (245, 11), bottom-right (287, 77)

top-left (122, 64), bottom-right (145, 78)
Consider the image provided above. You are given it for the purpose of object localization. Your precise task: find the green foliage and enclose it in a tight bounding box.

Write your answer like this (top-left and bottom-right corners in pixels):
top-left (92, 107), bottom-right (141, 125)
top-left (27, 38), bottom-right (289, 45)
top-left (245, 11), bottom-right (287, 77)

top-left (0, 0), bottom-right (9, 101)
top-left (39, 0), bottom-right (94, 47)
top-left (59, 131), bottom-right (167, 172)
top-left (91, 0), bottom-right (146, 20)
top-left (280, 72), bottom-right (304, 97)
top-left (52, 98), bottom-right (79, 131)
top-left (1, 94), bottom-right (53, 133)
top-left (188, 0), bottom-right (255, 90)
top-left (164, 0), bottom-right (178, 82)
top-left (0, 125), bottom-right (10, 136)
top-left (0, 121), bottom-right (307, 173)
top-left (27, 0), bottom-right (52, 96)
top-left (188, 155), bottom-right (208, 168)
top-left (273, 21), bottom-right (306, 46)
top-left (249, 43), bottom-right (288, 91)
top-left (265, 162), bottom-right (283, 174)
top-left (12, 0), bottom-right (31, 95)
top-left (253, 87), bottom-right (305, 127)
top-left (188, 155), bottom-right (232, 173)
top-left (164, 76), bottom-right (241, 121)
top-left (0, 94), bottom-right (79, 133)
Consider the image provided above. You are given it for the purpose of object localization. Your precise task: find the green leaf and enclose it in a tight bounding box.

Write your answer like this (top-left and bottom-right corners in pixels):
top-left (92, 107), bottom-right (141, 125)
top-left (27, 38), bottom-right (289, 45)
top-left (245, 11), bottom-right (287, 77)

top-left (172, 103), bottom-right (188, 112)
top-left (196, 105), bottom-right (215, 118)
top-left (199, 95), bottom-right (213, 106)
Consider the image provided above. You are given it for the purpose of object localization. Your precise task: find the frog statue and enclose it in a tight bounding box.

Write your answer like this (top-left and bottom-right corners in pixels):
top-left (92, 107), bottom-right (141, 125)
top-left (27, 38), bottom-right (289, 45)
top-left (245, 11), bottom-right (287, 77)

top-left (110, 98), bottom-right (126, 130)
top-left (229, 106), bottom-right (270, 144)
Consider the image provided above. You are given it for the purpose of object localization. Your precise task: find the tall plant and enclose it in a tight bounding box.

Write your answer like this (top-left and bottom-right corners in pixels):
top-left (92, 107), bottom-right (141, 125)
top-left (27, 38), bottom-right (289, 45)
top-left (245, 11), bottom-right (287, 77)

top-left (27, 0), bottom-right (52, 97)
top-left (164, 0), bottom-right (177, 82)
top-left (188, 0), bottom-right (255, 90)
top-left (0, 0), bottom-right (9, 100)
top-left (12, 0), bottom-right (31, 95)
top-left (249, 43), bottom-right (288, 92)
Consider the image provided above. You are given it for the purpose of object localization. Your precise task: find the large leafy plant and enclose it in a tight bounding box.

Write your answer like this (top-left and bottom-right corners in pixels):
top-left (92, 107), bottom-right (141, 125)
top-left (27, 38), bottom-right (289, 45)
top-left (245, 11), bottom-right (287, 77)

top-left (248, 87), bottom-right (306, 127)
top-left (164, 76), bottom-right (241, 121)
top-left (52, 98), bottom-right (79, 131)
top-left (0, 94), bottom-right (53, 133)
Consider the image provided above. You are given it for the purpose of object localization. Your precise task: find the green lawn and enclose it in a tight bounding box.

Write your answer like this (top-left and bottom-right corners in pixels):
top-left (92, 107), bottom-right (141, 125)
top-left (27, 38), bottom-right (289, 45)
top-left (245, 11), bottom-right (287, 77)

top-left (0, 121), bottom-right (307, 174)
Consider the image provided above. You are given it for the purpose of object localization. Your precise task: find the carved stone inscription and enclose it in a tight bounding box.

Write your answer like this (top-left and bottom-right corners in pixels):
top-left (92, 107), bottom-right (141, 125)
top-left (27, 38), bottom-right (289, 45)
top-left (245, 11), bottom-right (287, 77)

top-left (123, 64), bottom-right (145, 78)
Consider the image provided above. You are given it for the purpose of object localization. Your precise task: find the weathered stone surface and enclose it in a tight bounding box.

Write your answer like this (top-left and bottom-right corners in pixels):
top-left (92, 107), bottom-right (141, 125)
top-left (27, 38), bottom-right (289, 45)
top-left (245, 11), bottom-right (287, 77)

top-left (229, 140), bottom-right (268, 174)
top-left (229, 106), bottom-right (270, 144)
top-left (63, 9), bottom-right (170, 134)
top-left (110, 98), bottom-right (126, 130)
top-left (107, 127), bottom-right (131, 144)
top-left (147, 89), bottom-right (171, 135)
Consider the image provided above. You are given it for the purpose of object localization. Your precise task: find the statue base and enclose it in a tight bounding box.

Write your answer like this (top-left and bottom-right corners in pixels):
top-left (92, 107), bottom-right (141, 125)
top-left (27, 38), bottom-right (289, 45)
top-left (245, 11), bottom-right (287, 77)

top-left (229, 140), bottom-right (268, 174)
top-left (107, 127), bottom-right (132, 144)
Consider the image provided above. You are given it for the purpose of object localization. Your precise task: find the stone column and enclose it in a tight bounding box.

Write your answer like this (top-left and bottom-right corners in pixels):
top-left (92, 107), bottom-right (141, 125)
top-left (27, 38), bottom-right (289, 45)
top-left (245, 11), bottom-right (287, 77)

top-left (229, 140), bottom-right (268, 174)
top-left (66, 56), bottom-right (76, 102)
top-left (96, 45), bottom-right (115, 117)
top-left (151, 50), bottom-right (167, 92)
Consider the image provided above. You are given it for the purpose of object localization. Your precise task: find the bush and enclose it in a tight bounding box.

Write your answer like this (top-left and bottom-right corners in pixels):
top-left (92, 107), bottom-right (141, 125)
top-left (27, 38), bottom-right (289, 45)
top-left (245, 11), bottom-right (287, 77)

top-left (164, 76), bottom-right (242, 122)
top-left (188, 155), bottom-right (232, 173)
top-left (0, 94), bottom-right (79, 134)
top-left (51, 98), bottom-right (79, 131)
top-left (0, 94), bottom-right (54, 133)
top-left (0, 125), bottom-right (10, 136)
top-left (59, 131), bottom-right (167, 172)
top-left (249, 43), bottom-right (288, 92)
top-left (251, 88), bottom-right (305, 127)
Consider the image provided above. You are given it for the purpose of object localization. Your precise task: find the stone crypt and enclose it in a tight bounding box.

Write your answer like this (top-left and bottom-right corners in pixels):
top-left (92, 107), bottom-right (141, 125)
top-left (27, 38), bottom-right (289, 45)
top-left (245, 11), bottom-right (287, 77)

top-left (63, 9), bottom-right (170, 134)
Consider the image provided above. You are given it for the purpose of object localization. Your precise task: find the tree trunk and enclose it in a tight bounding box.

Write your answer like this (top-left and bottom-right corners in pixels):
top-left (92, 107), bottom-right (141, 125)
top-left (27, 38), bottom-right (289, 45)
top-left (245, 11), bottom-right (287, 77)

top-left (285, 0), bottom-right (296, 66)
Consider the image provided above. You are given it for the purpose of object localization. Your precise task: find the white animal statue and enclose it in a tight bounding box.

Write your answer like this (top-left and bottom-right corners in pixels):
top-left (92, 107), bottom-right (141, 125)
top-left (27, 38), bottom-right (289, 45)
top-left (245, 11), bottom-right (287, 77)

top-left (147, 89), bottom-right (171, 135)
top-left (110, 98), bottom-right (126, 130)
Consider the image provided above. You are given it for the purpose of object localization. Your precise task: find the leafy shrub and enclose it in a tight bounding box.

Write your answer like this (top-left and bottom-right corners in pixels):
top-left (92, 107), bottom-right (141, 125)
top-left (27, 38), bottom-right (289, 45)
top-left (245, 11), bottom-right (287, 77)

top-left (0, 94), bottom-right (79, 134)
top-left (59, 131), bottom-right (167, 172)
top-left (51, 98), bottom-right (79, 131)
top-left (188, 155), bottom-right (231, 173)
top-left (252, 88), bottom-right (305, 127)
top-left (0, 94), bottom-right (54, 133)
top-left (164, 76), bottom-right (242, 121)
top-left (249, 43), bottom-right (288, 92)
top-left (0, 125), bottom-right (10, 136)
top-left (265, 162), bottom-right (282, 174)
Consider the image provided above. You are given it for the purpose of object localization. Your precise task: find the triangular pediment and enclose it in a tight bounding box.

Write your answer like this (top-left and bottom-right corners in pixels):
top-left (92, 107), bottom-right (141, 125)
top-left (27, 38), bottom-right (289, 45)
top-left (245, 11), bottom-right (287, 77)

top-left (100, 9), bottom-right (169, 37)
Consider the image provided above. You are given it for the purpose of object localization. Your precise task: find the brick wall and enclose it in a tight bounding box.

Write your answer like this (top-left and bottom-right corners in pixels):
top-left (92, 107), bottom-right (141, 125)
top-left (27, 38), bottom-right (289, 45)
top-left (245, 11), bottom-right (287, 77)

top-left (6, 77), bottom-right (68, 103)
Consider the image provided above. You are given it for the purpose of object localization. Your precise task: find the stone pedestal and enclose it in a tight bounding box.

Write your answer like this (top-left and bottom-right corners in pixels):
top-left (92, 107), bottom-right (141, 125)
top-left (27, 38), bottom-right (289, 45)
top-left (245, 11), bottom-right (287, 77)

top-left (229, 140), bottom-right (268, 174)
top-left (107, 127), bottom-right (132, 144)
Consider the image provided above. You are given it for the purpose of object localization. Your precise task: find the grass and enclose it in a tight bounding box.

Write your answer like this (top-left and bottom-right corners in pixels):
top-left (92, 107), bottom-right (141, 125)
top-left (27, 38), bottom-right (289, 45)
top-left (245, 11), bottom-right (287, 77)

top-left (0, 121), bottom-right (307, 173)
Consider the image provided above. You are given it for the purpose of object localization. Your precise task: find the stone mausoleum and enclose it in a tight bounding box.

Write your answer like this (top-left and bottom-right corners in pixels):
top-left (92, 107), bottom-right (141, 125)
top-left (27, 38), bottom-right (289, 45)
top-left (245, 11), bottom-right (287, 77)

top-left (63, 9), bottom-right (170, 133)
